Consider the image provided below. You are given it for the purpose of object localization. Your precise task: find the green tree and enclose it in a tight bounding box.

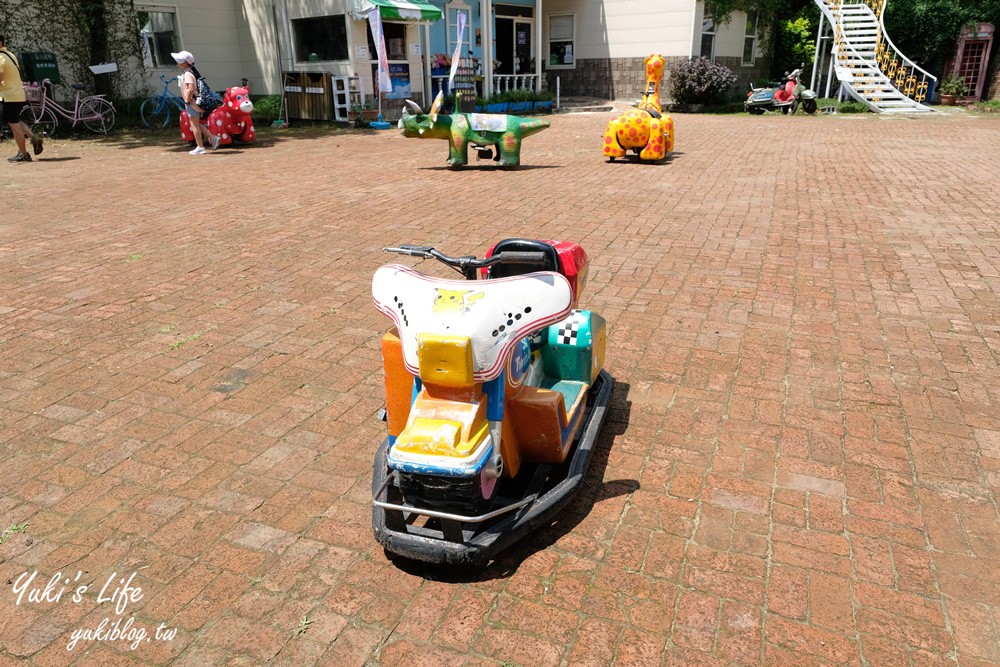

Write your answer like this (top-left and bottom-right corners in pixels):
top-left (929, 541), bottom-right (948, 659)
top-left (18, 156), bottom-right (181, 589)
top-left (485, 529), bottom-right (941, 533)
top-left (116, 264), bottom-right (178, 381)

top-left (771, 4), bottom-right (820, 78)
top-left (0, 0), bottom-right (144, 102)
top-left (705, 0), bottom-right (817, 78)
top-left (884, 0), bottom-right (1000, 72)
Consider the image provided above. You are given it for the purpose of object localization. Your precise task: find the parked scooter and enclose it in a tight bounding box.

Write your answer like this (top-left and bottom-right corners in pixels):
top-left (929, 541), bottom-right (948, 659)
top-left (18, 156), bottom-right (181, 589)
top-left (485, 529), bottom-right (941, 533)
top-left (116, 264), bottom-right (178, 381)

top-left (745, 64), bottom-right (818, 115)
top-left (371, 239), bottom-right (614, 564)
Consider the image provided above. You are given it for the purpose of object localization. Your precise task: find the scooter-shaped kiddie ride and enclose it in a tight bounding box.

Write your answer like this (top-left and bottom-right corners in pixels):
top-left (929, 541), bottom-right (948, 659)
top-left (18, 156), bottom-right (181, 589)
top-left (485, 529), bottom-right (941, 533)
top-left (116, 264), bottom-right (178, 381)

top-left (371, 239), bottom-right (614, 564)
top-left (744, 64), bottom-right (818, 115)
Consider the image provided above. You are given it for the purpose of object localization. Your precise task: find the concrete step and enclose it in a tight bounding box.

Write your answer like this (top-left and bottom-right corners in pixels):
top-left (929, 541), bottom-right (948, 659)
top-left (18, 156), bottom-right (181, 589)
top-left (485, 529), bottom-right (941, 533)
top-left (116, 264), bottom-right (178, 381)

top-left (557, 105), bottom-right (614, 114)
top-left (556, 97), bottom-right (615, 113)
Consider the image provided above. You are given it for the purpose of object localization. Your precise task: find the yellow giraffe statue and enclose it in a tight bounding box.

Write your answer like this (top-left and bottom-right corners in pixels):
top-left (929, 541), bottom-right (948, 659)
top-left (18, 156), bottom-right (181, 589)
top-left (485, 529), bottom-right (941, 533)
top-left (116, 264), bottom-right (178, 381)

top-left (601, 54), bottom-right (675, 162)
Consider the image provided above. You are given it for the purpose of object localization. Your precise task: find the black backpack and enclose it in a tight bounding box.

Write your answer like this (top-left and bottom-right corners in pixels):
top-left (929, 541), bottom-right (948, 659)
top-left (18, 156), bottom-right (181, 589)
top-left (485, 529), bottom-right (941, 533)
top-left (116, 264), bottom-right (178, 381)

top-left (196, 77), bottom-right (223, 114)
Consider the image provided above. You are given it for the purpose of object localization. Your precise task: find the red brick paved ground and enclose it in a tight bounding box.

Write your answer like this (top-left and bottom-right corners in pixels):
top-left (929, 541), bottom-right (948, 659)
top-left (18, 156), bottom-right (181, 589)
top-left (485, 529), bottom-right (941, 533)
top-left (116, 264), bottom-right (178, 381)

top-left (1, 107), bottom-right (999, 666)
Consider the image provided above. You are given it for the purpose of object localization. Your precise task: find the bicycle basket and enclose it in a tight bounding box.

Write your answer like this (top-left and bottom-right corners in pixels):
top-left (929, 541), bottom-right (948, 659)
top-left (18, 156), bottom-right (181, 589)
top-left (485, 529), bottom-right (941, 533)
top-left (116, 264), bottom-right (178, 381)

top-left (23, 83), bottom-right (42, 102)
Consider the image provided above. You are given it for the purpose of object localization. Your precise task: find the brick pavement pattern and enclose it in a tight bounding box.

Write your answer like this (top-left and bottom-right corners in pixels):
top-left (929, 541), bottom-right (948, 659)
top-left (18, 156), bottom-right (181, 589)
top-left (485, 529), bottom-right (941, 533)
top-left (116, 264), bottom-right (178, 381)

top-left (1, 109), bottom-right (999, 666)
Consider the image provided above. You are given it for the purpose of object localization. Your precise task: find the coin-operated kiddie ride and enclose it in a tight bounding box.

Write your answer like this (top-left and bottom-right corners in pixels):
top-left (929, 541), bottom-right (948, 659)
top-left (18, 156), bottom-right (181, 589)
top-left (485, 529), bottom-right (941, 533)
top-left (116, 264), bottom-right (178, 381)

top-left (371, 239), bottom-right (614, 564)
top-left (180, 86), bottom-right (256, 146)
top-left (601, 54), bottom-right (674, 162)
top-left (398, 99), bottom-right (549, 169)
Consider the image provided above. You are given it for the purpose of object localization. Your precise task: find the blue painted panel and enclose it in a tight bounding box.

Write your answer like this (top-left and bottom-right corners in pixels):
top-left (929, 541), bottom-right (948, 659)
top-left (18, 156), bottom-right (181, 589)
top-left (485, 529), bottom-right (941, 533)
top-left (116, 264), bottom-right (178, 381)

top-left (388, 443), bottom-right (492, 477)
top-left (484, 370), bottom-right (505, 421)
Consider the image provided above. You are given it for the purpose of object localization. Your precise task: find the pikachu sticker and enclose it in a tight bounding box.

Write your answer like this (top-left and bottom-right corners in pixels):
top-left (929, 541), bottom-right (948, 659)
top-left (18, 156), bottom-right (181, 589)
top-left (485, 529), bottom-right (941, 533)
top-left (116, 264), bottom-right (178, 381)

top-left (433, 288), bottom-right (485, 314)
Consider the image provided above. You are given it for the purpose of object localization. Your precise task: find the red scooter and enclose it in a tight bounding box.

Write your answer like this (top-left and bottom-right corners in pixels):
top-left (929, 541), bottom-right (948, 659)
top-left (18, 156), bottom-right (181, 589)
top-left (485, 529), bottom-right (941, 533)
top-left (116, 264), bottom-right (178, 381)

top-left (745, 64), bottom-right (818, 115)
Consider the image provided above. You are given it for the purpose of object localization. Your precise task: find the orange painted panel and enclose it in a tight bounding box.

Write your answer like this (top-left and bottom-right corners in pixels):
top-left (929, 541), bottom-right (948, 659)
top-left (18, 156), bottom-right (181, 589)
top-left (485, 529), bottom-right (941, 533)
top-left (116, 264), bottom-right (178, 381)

top-left (500, 415), bottom-right (521, 478)
top-left (507, 386), bottom-right (569, 464)
top-left (382, 330), bottom-right (413, 438)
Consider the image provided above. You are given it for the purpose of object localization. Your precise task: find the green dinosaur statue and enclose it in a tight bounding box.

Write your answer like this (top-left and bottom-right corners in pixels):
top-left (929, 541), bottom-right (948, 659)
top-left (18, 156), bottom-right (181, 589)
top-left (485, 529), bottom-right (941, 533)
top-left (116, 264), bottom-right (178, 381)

top-left (398, 99), bottom-right (550, 169)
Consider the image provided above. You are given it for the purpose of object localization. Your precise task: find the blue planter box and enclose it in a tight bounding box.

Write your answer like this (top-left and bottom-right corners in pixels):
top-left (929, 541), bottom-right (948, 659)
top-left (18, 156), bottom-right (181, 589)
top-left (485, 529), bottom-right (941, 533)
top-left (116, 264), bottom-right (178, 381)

top-left (485, 103), bottom-right (508, 113)
top-left (534, 101), bottom-right (553, 112)
top-left (509, 101), bottom-right (531, 112)
top-left (475, 105), bottom-right (483, 112)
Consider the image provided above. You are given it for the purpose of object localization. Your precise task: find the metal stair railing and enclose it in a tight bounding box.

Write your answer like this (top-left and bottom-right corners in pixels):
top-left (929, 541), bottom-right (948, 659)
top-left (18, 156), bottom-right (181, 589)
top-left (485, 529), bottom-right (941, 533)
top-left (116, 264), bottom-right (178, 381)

top-left (871, 0), bottom-right (936, 103)
top-left (831, 3), bottom-right (886, 111)
top-left (832, 0), bottom-right (935, 106)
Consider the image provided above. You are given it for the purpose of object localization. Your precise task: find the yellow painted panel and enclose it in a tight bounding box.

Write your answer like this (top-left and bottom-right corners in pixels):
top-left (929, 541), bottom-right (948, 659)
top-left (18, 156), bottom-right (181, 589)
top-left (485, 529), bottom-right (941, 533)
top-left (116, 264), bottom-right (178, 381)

top-left (417, 333), bottom-right (474, 388)
top-left (395, 417), bottom-right (490, 459)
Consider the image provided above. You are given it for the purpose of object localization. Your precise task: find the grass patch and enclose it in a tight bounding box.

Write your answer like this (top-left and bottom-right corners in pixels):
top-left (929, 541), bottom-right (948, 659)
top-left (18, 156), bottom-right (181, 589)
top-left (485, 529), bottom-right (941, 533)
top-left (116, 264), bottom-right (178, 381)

top-left (971, 99), bottom-right (1000, 113)
top-left (169, 325), bottom-right (217, 351)
top-left (295, 615), bottom-right (313, 636)
top-left (0, 522), bottom-right (29, 544)
top-left (837, 100), bottom-right (870, 113)
top-left (124, 253), bottom-right (144, 262)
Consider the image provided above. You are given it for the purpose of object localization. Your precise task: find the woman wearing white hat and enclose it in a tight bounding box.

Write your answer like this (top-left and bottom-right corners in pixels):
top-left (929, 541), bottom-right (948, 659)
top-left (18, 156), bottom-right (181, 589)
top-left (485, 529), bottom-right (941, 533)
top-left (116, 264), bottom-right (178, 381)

top-left (171, 50), bottom-right (219, 154)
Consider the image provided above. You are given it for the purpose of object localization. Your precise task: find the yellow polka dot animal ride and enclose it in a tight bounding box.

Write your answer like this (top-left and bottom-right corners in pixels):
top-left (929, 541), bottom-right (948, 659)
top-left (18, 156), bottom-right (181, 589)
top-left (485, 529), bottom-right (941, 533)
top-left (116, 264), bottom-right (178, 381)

top-left (601, 54), bottom-right (675, 163)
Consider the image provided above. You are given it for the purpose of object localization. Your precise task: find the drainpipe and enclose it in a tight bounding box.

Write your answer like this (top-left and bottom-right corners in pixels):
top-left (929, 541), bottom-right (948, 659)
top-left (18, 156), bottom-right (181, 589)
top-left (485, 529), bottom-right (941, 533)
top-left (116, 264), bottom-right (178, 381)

top-left (482, 0), bottom-right (492, 98)
top-left (281, 0), bottom-right (295, 70)
top-left (825, 43), bottom-right (835, 97)
top-left (536, 0), bottom-right (542, 90)
top-left (272, 4), bottom-right (284, 91)
top-left (423, 22), bottom-right (431, 107)
top-left (811, 12), bottom-right (824, 92)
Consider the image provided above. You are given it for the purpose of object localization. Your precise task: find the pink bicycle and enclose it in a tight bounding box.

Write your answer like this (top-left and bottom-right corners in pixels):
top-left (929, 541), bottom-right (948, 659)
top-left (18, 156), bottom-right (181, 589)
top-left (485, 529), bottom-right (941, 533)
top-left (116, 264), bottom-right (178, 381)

top-left (21, 78), bottom-right (116, 137)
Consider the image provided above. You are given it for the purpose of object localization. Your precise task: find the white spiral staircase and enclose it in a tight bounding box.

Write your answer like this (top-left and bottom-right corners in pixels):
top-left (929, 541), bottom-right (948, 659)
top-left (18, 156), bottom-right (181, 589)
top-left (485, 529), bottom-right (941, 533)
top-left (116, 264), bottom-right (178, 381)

top-left (815, 0), bottom-right (936, 113)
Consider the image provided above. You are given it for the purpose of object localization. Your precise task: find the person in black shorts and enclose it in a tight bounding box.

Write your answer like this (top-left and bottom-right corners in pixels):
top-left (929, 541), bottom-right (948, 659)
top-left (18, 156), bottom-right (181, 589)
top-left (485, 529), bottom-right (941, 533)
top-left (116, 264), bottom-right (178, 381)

top-left (0, 34), bottom-right (43, 163)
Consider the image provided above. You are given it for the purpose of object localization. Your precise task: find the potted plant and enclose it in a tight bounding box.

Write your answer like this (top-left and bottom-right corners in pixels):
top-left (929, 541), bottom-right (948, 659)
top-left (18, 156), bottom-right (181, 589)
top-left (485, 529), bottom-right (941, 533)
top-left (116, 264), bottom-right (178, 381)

top-left (533, 88), bottom-right (554, 112)
top-left (485, 93), bottom-right (508, 113)
top-left (507, 88), bottom-right (532, 113)
top-left (349, 102), bottom-right (378, 128)
top-left (938, 74), bottom-right (968, 105)
top-left (475, 95), bottom-right (486, 112)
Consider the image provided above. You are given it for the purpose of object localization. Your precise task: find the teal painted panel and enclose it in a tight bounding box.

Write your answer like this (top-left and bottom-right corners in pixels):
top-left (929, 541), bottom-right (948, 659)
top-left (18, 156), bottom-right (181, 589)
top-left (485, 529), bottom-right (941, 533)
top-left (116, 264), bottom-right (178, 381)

top-left (543, 310), bottom-right (593, 383)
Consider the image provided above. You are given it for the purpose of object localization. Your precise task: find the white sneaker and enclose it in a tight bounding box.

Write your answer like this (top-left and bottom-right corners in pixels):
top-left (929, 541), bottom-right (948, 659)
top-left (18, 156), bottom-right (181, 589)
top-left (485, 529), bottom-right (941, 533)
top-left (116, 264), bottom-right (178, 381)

top-left (210, 134), bottom-right (221, 150)
top-left (189, 146), bottom-right (207, 155)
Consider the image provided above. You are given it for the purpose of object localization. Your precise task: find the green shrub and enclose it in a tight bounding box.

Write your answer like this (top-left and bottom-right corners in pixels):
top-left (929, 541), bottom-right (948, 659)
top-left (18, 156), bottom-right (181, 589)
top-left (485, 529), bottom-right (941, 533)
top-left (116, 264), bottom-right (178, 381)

top-left (500, 88), bottom-right (533, 103)
top-left (668, 57), bottom-right (737, 105)
top-left (251, 95), bottom-right (282, 122)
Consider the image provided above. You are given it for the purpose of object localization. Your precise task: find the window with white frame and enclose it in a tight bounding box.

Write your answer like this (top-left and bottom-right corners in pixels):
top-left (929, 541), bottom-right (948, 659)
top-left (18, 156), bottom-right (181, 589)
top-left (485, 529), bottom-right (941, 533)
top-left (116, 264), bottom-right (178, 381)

top-left (448, 4), bottom-right (472, 58)
top-left (700, 16), bottom-right (715, 60)
top-left (137, 7), bottom-right (179, 68)
top-left (292, 15), bottom-right (349, 62)
top-left (743, 11), bottom-right (758, 65)
top-left (548, 13), bottom-right (574, 68)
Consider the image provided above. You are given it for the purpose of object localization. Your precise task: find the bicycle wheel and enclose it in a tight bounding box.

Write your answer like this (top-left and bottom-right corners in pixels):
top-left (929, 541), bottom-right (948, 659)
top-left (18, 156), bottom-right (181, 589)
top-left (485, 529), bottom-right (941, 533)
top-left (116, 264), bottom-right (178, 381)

top-left (20, 104), bottom-right (58, 137)
top-left (80, 98), bottom-right (116, 134)
top-left (140, 96), bottom-right (171, 128)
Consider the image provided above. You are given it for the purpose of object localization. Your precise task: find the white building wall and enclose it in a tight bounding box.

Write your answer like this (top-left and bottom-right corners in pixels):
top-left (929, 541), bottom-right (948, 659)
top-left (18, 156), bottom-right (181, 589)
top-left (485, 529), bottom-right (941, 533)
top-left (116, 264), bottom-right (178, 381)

top-left (543, 0), bottom-right (696, 59)
top-left (136, 0), bottom-right (250, 93)
top-left (695, 1), bottom-right (754, 62)
top-left (539, 0), bottom-right (755, 63)
top-left (146, 0), bottom-right (758, 98)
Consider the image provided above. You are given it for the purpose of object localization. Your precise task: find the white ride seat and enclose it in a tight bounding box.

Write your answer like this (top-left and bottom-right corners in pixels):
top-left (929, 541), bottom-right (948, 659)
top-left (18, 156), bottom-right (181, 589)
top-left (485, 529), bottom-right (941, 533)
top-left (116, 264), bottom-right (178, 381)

top-left (372, 264), bottom-right (572, 382)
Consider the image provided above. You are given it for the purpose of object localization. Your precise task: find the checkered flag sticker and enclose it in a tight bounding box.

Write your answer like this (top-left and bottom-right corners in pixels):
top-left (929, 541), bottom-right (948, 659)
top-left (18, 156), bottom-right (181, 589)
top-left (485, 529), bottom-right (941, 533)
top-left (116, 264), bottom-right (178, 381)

top-left (557, 310), bottom-right (585, 345)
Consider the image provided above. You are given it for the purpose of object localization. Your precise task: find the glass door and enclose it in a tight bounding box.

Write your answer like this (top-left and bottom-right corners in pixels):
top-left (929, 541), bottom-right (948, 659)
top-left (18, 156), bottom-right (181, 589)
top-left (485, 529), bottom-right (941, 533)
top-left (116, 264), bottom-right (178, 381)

top-left (514, 21), bottom-right (533, 74)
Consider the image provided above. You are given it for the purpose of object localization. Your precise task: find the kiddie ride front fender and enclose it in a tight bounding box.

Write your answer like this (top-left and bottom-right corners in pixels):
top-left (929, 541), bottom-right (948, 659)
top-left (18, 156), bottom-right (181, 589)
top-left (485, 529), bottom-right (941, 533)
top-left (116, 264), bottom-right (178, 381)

top-left (370, 239), bottom-right (615, 565)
